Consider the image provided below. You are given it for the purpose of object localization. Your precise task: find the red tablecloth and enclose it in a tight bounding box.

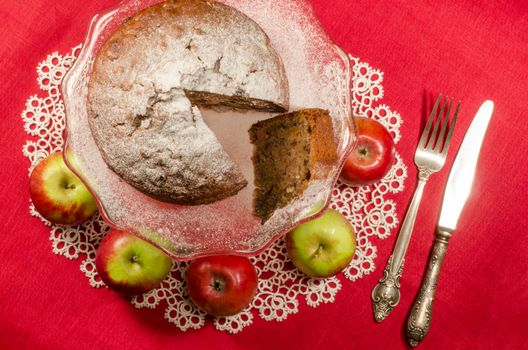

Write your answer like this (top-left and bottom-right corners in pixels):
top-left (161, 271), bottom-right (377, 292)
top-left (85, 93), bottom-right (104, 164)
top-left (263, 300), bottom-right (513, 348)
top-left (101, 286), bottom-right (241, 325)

top-left (1, 0), bottom-right (527, 349)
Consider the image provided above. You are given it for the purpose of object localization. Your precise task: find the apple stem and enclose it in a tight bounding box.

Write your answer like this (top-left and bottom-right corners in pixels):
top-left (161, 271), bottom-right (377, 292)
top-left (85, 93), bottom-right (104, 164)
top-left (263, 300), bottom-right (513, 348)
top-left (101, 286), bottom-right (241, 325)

top-left (212, 278), bottom-right (225, 292)
top-left (311, 244), bottom-right (324, 259)
top-left (131, 255), bottom-right (139, 263)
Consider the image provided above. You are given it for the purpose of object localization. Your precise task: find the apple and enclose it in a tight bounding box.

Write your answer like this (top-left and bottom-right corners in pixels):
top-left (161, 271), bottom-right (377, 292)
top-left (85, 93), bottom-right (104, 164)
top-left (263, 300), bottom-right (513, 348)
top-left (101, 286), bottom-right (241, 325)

top-left (186, 255), bottom-right (258, 317)
top-left (286, 209), bottom-right (356, 277)
top-left (29, 152), bottom-right (98, 225)
top-left (341, 117), bottom-right (395, 186)
top-left (95, 229), bottom-right (173, 296)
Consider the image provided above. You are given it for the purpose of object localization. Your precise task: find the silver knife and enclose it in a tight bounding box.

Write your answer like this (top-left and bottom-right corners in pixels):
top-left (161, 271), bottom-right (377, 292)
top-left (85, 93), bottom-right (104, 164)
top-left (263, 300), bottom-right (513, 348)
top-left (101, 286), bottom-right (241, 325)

top-left (405, 100), bottom-right (494, 346)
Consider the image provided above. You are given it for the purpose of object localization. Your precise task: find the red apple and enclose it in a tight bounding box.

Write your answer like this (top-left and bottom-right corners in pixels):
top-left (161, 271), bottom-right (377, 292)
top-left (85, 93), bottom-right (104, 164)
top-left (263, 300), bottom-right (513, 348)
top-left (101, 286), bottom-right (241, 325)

top-left (186, 255), bottom-right (258, 317)
top-left (29, 152), bottom-right (98, 225)
top-left (95, 229), bottom-right (173, 296)
top-left (341, 117), bottom-right (395, 186)
top-left (286, 209), bottom-right (356, 277)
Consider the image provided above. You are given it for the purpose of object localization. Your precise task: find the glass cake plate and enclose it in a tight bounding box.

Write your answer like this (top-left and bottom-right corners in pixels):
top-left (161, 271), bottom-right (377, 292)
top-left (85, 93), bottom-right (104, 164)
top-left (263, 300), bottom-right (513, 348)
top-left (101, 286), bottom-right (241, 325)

top-left (61, 0), bottom-right (357, 259)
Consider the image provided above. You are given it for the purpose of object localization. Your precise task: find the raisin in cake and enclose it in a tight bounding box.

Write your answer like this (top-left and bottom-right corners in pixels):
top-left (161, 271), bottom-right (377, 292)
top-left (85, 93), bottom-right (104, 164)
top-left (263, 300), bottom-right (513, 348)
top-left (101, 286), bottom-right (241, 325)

top-left (88, 0), bottom-right (289, 205)
top-left (249, 109), bottom-right (338, 221)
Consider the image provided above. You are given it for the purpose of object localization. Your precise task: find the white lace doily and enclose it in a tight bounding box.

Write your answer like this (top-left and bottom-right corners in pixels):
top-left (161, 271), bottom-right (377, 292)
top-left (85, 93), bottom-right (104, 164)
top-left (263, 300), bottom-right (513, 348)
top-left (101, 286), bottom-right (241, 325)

top-left (22, 45), bottom-right (407, 333)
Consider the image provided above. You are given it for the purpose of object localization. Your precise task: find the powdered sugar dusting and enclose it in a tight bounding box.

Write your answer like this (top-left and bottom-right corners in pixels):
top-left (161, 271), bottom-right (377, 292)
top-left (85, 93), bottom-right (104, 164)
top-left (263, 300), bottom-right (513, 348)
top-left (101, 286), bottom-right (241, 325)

top-left (88, 0), bottom-right (289, 204)
top-left (221, 0), bottom-right (330, 111)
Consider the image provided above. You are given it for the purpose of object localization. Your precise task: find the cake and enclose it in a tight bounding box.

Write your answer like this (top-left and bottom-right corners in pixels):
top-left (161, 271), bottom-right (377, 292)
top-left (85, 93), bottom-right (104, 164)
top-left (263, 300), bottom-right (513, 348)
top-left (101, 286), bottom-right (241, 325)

top-left (249, 109), bottom-right (338, 221)
top-left (88, 0), bottom-right (289, 205)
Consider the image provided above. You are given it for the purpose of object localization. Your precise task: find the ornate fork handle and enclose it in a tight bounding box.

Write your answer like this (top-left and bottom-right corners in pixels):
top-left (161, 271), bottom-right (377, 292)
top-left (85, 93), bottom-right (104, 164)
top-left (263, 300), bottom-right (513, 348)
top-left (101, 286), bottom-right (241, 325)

top-left (406, 229), bottom-right (452, 347)
top-left (371, 169), bottom-right (431, 322)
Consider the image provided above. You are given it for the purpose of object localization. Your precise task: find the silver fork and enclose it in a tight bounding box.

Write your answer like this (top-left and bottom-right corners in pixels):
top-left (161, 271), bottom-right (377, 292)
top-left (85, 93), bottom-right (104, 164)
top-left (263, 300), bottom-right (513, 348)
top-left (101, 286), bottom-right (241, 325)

top-left (371, 95), bottom-right (460, 322)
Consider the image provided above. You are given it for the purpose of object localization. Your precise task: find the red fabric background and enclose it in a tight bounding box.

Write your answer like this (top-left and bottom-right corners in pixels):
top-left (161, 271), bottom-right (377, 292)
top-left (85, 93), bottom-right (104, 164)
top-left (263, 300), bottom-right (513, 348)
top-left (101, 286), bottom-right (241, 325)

top-left (1, 0), bottom-right (527, 349)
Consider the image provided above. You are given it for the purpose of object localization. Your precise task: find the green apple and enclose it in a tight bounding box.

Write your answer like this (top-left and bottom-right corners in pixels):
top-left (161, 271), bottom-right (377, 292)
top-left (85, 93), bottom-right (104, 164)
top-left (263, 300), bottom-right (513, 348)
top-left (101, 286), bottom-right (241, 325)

top-left (95, 229), bottom-right (173, 296)
top-left (29, 152), bottom-right (97, 225)
top-left (286, 209), bottom-right (356, 277)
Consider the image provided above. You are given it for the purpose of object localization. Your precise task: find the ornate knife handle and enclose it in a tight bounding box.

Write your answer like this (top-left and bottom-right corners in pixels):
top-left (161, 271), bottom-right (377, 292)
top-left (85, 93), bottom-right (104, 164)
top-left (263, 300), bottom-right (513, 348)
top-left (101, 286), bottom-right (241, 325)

top-left (406, 229), bottom-right (452, 347)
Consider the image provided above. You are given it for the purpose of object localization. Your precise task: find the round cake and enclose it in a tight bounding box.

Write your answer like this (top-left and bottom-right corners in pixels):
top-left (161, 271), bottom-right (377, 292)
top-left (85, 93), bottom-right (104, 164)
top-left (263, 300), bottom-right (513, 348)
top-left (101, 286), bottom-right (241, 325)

top-left (88, 0), bottom-right (289, 205)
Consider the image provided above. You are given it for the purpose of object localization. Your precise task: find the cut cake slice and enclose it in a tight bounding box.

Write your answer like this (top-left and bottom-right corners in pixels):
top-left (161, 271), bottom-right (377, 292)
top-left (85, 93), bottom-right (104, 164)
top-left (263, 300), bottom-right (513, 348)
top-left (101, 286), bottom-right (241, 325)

top-left (249, 108), bottom-right (338, 221)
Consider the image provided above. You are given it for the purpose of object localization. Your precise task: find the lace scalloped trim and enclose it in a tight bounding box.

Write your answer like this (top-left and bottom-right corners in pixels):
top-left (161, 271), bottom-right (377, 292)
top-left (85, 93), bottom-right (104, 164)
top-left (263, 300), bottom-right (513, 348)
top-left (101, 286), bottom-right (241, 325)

top-left (22, 45), bottom-right (407, 333)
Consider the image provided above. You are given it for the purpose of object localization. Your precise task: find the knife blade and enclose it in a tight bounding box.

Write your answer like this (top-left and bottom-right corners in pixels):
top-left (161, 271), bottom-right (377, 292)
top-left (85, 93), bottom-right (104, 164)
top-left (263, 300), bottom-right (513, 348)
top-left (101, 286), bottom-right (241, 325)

top-left (438, 100), bottom-right (494, 231)
top-left (406, 100), bottom-right (494, 347)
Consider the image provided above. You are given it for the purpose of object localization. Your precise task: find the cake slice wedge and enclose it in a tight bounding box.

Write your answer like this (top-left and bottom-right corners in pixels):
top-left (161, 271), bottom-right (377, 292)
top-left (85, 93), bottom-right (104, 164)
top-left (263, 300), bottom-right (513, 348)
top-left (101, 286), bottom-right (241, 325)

top-left (249, 109), bottom-right (338, 221)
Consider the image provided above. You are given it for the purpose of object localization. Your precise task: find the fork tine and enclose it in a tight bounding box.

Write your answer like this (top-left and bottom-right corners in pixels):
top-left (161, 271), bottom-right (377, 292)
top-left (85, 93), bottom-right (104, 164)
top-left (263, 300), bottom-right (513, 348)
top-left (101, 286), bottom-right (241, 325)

top-left (441, 101), bottom-right (460, 156)
top-left (434, 99), bottom-right (453, 152)
top-left (426, 96), bottom-right (447, 149)
top-left (419, 94), bottom-right (442, 147)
